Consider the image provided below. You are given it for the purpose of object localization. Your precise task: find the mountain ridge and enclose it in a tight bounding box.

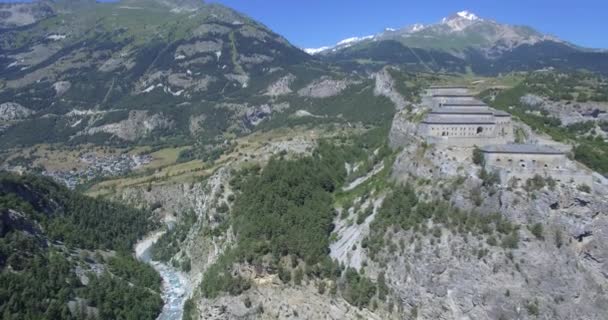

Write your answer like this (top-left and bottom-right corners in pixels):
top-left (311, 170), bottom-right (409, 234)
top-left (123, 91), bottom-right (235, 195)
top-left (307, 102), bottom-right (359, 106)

top-left (306, 10), bottom-right (569, 55)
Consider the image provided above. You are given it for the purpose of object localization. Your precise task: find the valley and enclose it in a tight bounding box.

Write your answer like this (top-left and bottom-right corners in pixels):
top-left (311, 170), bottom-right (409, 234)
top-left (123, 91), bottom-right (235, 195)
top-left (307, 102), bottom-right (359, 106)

top-left (1, 1), bottom-right (608, 319)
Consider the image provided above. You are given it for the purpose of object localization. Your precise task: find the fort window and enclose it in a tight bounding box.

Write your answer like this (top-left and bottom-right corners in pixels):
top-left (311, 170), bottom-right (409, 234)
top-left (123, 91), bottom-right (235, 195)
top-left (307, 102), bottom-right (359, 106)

top-left (476, 127), bottom-right (483, 134)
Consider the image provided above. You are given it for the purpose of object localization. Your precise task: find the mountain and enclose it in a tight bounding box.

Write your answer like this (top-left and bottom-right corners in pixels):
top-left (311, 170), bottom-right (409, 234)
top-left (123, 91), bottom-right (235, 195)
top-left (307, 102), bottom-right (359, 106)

top-left (2, 3), bottom-right (608, 320)
top-left (312, 11), bottom-right (608, 75)
top-left (308, 11), bottom-right (560, 56)
top-left (2, 4), bottom-right (607, 151)
top-left (0, 0), bottom-right (328, 149)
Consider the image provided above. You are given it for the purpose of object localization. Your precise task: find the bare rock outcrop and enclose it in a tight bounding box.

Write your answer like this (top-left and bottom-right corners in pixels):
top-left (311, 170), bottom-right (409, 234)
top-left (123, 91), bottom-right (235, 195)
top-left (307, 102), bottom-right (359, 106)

top-left (387, 109), bottom-right (422, 148)
top-left (520, 94), bottom-right (608, 125)
top-left (52, 81), bottom-right (71, 96)
top-left (297, 77), bottom-right (354, 98)
top-left (195, 280), bottom-right (393, 320)
top-left (373, 67), bottom-right (407, 110)
top-left (0, 2), bottom-right (54, 28)
top-left (264, 74), bottom-right (295, 96)
top-left (175, 40), bottom-right (223, 58)
top-left (86, 110), bottom-right (174, 141)
top-left (386, 135), bottom-right (608, 319)
top-left (0, 102), bottom-right (34, 121)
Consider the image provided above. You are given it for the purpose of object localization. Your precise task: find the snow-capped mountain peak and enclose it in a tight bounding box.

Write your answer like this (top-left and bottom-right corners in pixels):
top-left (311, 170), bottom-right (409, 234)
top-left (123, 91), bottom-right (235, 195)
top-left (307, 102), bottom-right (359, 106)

top-left (441, 10), bottom-right (483, 31)
top-left (411, 23), bottom-right (425, 32)
top-left (303, 9), bottom-right (556, 56)
top-left (456, 10), bottom-right (480, 21)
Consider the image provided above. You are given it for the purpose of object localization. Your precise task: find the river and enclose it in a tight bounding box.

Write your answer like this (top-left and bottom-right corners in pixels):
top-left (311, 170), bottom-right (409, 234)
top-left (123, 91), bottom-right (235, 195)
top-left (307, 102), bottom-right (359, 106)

top-left (135, 231), bottom-right (191, 320)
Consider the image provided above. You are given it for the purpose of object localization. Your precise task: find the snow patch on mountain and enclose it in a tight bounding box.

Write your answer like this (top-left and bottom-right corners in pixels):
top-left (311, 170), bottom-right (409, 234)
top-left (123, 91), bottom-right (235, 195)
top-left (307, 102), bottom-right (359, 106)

top-left (337, 35), bottom-right (374, 46)
top-left (304, 35), bottom-right (374, 55)
top-left (304, 47), bottom-right (331, 55)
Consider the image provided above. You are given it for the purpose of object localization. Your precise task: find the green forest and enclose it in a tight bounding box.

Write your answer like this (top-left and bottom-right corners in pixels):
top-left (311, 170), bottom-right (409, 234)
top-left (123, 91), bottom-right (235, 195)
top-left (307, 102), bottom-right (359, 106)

top-left (0, 172), bottom-right (162, 319)
top-left (197, 130), bottom-right (392, 307)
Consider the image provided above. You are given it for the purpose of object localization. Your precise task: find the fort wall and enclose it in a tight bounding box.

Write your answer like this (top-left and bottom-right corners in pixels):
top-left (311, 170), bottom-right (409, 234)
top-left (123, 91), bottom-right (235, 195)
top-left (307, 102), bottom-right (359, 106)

top-left (487, 165), bottom-right (594, 187)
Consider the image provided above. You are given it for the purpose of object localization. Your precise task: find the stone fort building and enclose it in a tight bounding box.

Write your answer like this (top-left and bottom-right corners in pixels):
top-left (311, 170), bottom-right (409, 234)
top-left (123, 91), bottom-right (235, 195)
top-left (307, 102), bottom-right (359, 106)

top-left (416, 86), bottom-right (592, 187)
top-left (418, 87), bottom-right (514, 146)
top-left (480, 144), bottom-right (592, 186)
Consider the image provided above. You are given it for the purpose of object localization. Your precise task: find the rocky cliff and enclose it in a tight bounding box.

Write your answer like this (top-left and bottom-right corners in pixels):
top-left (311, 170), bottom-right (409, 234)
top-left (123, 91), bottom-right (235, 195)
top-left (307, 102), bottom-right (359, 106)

top-left (374, 106), bottom-right (608, 319)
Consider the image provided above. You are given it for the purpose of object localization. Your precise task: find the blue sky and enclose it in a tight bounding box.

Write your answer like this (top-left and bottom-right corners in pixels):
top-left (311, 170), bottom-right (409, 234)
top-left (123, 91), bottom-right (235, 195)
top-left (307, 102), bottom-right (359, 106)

top-left (1, 0), bottom-right (606, 49)
top-left (208, 0), bottom-right (607, 49)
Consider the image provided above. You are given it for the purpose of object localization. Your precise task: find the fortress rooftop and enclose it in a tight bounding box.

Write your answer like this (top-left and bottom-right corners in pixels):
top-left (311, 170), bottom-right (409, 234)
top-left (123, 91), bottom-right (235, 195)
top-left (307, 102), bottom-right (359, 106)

top-left (440, 103), bottom-right (488, 107)
top-left (422, 116), bottom-right (495, 125)
top-left (430, 107), bottom-right (494, 115)
top-left (494, 110), bottom-right (511, 117)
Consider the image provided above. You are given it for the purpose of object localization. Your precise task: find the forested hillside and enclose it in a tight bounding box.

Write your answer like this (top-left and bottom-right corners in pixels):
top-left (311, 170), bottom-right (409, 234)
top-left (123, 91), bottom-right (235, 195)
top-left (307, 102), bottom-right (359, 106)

top-left (0, 172), bottom-right (161, 319)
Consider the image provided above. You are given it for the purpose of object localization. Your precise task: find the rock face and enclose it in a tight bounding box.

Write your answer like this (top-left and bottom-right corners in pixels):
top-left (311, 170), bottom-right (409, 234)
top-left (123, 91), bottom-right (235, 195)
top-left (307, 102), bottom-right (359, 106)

top-left (0, 2), bottom-right (54, 28)
top-left (297, 77), bottom-right (354, 98)
top-left (330, 196), bottom-right (384, 270)
top-left (380, 108), bottom-right (608, 319)
top-left (243, 104), bottom-right (272, 127)
top-left (86, 111), bottom-right (174, 141)
top-left (52, 81), bottom-right (71, 96)
top-left (520, 94), bottom-right (608, 125)
top-left (388, 110), bottom-right (421, 148)
top-left (264, 74), bottom-right (295, 96)
top-left (0, 102), bottom-right (34, 121)
top-left (370, 220), bottom-right (608, 320)
top-left (195, 282), bottom-right (393, 320)
top-left (373, 67), bottom-right (407, 110)
top-left (520, 94), bottom-right (545, 107)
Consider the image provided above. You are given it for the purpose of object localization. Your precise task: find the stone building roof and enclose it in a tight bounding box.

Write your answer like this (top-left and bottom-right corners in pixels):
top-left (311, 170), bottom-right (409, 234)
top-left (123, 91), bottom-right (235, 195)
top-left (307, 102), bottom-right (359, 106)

top-left (440, 103), bottom-right (488, 107)
top-left (422, 115), bottom-right (495, 125)
top-left (494, 110), bottom-right (511, 117)
top-left (481, 144), bottom-right (565, 155)
top-left (430, 107), bottom-right (494, 115)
